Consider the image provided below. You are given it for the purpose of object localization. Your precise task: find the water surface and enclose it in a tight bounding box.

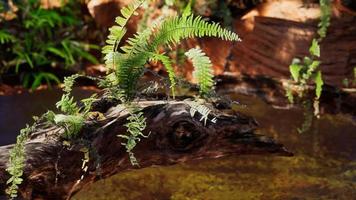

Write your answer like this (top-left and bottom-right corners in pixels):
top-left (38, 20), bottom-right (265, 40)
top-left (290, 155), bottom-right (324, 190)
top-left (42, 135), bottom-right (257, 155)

top-left (73, 93), bottom-right (356, 200)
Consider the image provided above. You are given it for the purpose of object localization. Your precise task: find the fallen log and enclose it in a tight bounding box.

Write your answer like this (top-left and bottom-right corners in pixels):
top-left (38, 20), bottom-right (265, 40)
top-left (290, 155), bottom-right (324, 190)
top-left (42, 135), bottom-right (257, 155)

top-left (0, 98), bottom-right (291, 200)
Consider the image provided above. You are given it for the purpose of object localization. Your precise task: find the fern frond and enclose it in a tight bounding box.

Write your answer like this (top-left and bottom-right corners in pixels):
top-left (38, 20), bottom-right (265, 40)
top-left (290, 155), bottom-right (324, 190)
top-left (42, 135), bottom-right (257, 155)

top-left (185, 48), bottom-right (214, 96)
top-left (103, 9), bottom-right (240, 100)
top-left (118, 104), bottom-right (149, 165)
top-left (0, 30), bottom-right (15, 44)
top-left (54, 114), bottom-right (84, 138)
top-left (121, 28), bottom-right (153, 56)
top-left (318, 0), bottom-right (331, 38)
top-left (6, 124), bottom-right (34, 199)
top-left (102, 0), bottom-right (145, 56)
top-left (56, 94), bottom-right (79, 115)
top-left (149, 14), bottom-right (241, 51)
top-left (149, 53), bottom-right (176, 98)
top-left (185, 100), bottom-right (216, 126)
top-left (115, 53), bottom-right (148, 98)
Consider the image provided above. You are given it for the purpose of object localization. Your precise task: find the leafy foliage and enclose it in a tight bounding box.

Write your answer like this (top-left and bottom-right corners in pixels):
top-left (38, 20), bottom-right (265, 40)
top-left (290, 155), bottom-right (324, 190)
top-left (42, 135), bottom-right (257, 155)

top-left (185, 100), bottom-right (217, 126)
top-left (0, 30), bottom-right (15, 44)
top-left (51, 74), bottom-right (97, 139)
top-left (185, 48), bottom-right (214, 96)
top-left (286, 43), bottom-right (323, 105)
top-left (117, 105), bottom-right (149, 166)
top-left (318, 0), bottom-right (331, 38)
top-left (6, 124), bottom-right (34, 199)
top-left (149, 53), bottom-right (177, 97)
top-left (285, 0), bottom-right (330, 117)
top-left (102, 0), bottom-right (240, 100)
top-left (23, 72), bottom-right (61, 90)
top-left (0, 0), bottom-right (99, 89)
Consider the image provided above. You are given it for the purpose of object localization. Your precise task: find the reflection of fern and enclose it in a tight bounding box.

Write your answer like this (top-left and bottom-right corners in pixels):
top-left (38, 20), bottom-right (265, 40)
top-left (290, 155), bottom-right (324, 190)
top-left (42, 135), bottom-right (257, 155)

top-left (102, 0), bottom-right (240, 100)
top-left (185, 48), bottom-right (214, 96)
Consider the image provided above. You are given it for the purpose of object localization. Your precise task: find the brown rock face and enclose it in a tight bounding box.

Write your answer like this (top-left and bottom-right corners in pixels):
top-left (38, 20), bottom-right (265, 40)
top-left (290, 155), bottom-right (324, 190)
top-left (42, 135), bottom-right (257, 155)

top-left (226, 1), bottom-right (356, 87)
top-left (87, 0), bottom-right (124, 28)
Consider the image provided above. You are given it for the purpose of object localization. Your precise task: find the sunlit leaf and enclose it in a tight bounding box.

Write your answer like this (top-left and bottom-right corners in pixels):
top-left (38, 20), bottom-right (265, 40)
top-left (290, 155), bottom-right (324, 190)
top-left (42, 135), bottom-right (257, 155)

top-left (314, 70), bottom-right (323, 99)
top-left (289, 64), bottom-right (301, 82)
top-left (309, 39), bottom-right (320, 57)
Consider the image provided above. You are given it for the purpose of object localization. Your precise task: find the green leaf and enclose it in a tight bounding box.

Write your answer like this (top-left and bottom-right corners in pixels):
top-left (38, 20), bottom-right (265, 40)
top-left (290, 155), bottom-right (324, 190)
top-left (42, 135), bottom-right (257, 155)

top-left (309, 39), bottom-right (320, 57)
top-left (185, 48), bottom-right (214, 96)
top-left (182, 0), bottom-right (192, 17)
top-left (31, 72), bottom-right (60, 90)
top-left (314, 70), bottom-right (323, 99)
top-left (289, 63), bottom-right (302, 82)
top-left (47, 47), bottom-right (67, 59)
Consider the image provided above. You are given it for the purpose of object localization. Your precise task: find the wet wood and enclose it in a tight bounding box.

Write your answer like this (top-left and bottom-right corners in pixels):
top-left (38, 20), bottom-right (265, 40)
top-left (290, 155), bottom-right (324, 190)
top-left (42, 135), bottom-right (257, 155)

top-left (0, 99), bottom-right (291, 200)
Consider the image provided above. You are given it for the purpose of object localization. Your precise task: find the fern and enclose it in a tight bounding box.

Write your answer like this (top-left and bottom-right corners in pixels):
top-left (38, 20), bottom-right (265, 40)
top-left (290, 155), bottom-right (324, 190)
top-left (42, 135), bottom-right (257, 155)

top-left (185, 48), bottom-right (214, 96)
top-left (117, 104), bottom-right (149, 166)
top-left (6, 124), bottom-right (34, 199)
top-left (149, 53), bottom-right (177, 98)
top-left (0, 30), bottom-right (15, 44)
top-left (318, 0), bottom-right (331, 38)
top-left (102, 0), bottom-right (146, 69)
top-left (285, 0), bottom-right (331, 121)
top-left (149, 14), bottom-right (241, 51)
top-left (102, 2), bottom-right (240, 99)
top-left (185, 100), bottom-right (217, 126)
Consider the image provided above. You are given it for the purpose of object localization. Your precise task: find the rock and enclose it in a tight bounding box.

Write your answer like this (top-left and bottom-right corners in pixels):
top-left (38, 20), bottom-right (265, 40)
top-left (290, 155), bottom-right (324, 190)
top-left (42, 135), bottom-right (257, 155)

top-left (225, 0), bottom-right (356, 87)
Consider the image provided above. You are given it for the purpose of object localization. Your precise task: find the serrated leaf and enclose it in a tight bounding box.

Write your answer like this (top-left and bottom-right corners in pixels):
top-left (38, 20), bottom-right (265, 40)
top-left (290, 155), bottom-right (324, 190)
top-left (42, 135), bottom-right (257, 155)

top-left (314, 70), bottom-right (323, 99)
top-left (289, 64), bottom-right (301, 82)
top-left (309, 39), bottom-right (320, 57)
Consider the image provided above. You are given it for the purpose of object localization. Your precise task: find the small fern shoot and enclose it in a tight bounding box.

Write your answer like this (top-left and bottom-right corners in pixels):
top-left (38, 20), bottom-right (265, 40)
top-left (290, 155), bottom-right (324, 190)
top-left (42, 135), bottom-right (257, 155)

top-left (117, 104), bottom-right (149, 165)
top-left (185, 48), bottom-right (214, 96)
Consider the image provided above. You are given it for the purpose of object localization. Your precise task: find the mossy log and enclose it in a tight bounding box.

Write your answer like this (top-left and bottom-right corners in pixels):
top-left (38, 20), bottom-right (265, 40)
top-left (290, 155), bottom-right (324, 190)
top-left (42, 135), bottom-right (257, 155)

top-left (0, 98), bottom-right (291, 200)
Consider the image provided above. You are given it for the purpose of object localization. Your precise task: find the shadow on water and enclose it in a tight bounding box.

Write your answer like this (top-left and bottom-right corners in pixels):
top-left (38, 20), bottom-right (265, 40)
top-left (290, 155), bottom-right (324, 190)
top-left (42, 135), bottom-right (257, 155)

top-left (0, 89), bottom-right (355, 199)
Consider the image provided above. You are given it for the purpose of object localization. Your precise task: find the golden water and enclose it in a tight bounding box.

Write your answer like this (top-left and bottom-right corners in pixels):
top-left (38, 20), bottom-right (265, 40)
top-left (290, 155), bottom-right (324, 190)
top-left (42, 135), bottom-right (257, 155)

top-left (73, 94), bottom-right (356, 200)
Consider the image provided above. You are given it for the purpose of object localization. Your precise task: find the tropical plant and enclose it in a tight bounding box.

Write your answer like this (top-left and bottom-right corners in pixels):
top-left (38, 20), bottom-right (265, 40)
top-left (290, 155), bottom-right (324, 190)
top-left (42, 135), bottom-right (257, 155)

top-left (0, 0), bottom-right (99, 89)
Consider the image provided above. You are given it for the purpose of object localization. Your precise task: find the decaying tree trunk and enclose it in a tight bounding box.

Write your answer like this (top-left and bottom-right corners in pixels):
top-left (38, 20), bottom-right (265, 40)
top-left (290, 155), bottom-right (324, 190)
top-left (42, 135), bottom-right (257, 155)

top-left (0, 98), bottom-right (292, 200)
